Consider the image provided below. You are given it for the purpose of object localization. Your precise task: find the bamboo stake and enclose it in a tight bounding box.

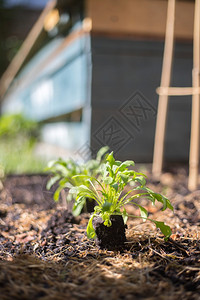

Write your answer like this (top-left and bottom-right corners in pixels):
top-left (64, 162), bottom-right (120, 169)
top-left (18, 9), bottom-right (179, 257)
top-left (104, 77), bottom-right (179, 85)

top-left (188, 0), bottom-right (200, 191)
top-left (152, 0), bottom-right (176, 178)
top-left (157, 87), bottom-right (200, 96)
top-left (0, 0), bottom-right (57, 100)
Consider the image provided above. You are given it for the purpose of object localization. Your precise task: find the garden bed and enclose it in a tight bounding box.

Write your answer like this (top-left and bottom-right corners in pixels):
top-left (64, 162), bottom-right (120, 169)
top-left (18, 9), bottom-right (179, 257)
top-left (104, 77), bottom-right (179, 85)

top-left (0, 167), bottom-right (200, 300)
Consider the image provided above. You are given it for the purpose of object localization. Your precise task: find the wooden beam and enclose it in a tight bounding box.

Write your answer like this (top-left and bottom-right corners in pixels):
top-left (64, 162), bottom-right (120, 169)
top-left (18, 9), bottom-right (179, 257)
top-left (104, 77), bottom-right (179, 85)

top-left (3, 25), bottom-right (91, 101)
top-left (188, 0), bottom-right (200, 191)
top-left (157, 87), bottom-right (200, 96)
top-left (152, 0), bottom-right (176, 178)
top-left (86, 0), bottom-right (194, 40)
top-left (0, 0), bottom-right (57, 100)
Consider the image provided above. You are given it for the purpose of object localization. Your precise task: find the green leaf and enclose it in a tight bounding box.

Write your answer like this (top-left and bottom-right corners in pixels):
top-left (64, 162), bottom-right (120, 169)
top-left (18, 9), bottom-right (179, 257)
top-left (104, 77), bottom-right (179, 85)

top-left (69, 186), bottom-right (78, 195)
top-left (151, 193), bottom-right (173, 211)
top-left (72, 196), bottom-right (86, 216)
top-left (71, 183), bottom-right (100, 203)
top-left (75, 185), bottom-right (92, 193)
top-left (111, 183), bottom-right (118, 192)
top-left (106, 152), bottom-right (115, 167)
top-left (58, 177), bottom-right (70, 187)
top-left (130, 202), bottom-right (148, 221)
top-left (117, 160), bottom-right (135, 172)
top-left (84, 159), bottom-right (99, 171)
top-left (103, 176), bottom-right (113, 184)
top-left (157, 194), bottom-right (167, 210)
top-left (46, 174), bottom-right (60, 190)
top-left (127, 213), bottom-right (172, 240)
top-left (87, 215), bottom-right (96, 239)
top-left (103, 218), bottom-right (112, 227)
top-left (50, 162), bottom-right (69, 176)
top-left (53, 186), bottom-right (63, 202)
top-left (112, 165), bottom-right (119, 173)
top-left (119, 173), bottom-right (129, 184)
top-left (102, 201), bottom-right (112, 212)
top-left (138, 187), bottom-right (173, 212)
top-left (122, 207), bottom-right (128, 224)
top-left (72, 174), bottom-right (90, 181)
top-left (164, 196), bottom-right (174, 211)
top-left (59, 178), bottom-right (72, 189)
top-left (137, 204), bottom-right (148, 221)
top-left (46, 159), bottom-right (58, 169)
top-left (96, 146), bottom-right (109, 161)
top-left (152, 220), bottom-right (172, 239)
top-left (102, 213), bottom-right (112, 227)
top-left (135, 176), bottom-right (146, 187)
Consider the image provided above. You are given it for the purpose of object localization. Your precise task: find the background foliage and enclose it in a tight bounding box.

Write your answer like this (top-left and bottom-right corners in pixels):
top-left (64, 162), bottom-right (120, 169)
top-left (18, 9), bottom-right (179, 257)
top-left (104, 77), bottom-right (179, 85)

top-left (0, 113), bottom-right (46, 174)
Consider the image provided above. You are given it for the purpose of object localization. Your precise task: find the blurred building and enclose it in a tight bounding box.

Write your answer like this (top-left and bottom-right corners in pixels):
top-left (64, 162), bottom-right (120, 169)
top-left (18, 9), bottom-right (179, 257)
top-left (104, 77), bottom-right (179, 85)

top-left (0, 0), bottom-right (195, 162)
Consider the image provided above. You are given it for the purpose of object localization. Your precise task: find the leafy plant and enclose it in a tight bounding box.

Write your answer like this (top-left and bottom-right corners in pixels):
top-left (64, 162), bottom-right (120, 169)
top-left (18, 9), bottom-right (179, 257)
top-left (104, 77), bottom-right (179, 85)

top-left (70, 152), bottom-right (173, 240)
top-left (0, 113), bottom-right (39, 140)
top-left (0, 113), bottom-right (45, 174)
top-left (46, 146), bottom-right (109, 215)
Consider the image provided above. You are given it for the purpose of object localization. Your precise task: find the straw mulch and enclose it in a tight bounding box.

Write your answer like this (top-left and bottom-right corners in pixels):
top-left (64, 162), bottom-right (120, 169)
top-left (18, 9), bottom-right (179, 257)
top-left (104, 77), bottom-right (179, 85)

top-left (0, 167), bottom-right (199, 300)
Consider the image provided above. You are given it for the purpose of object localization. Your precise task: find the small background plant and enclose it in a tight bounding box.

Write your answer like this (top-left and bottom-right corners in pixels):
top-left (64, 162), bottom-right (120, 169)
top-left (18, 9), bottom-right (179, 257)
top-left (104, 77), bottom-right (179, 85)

top-left (46, 146), bottom-right (109, 215)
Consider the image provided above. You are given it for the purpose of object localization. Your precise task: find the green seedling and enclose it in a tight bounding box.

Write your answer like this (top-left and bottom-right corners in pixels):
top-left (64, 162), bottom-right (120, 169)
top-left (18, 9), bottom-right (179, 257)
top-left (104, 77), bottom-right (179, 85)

top-left (46, 146), bottom-right (109, 215)
top-left (70, 151), bottom-right (173, 240)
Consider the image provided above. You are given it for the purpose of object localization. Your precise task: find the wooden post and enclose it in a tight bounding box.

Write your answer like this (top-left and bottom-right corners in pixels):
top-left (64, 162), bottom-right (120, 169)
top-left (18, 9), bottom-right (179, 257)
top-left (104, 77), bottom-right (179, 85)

top-left (152, 0), bottom-right (176, 178)
top-left (188, 0), bottom-right (200, 191)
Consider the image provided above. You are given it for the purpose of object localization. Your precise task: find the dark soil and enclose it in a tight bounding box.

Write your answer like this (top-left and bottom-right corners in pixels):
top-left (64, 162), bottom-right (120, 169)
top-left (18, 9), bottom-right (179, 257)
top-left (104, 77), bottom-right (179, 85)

top-left (81, 198), bottom-right (96, 214)
top-left (0, 167), bottom-right (200, 300)
top-left (92, 215), bottom-right (127, 250)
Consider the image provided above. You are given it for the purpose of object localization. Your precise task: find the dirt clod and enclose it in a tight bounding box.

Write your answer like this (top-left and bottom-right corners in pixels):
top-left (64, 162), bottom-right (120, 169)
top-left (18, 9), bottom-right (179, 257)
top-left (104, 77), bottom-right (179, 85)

top-left (92, 215), bottom-right (127, 250)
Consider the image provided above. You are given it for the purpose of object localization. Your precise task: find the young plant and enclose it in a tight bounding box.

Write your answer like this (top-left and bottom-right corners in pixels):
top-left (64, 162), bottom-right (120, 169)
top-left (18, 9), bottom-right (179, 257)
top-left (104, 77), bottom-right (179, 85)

top-left (70, 152), bottom-right (173, 241)
top-left (46, 146), bottom-right (109, 215)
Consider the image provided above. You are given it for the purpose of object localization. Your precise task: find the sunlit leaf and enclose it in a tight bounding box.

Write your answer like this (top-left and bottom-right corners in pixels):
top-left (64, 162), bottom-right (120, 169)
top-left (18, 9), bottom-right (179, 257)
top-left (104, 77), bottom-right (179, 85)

top-left (87, 215), bottom-right (96, 239)
top-left (102, 213), bottom-right (112, 227)
top-left (122, 208), bottom-right (128, 224)
top-left (117, 160), bottom-right (135, 172)
top-left (106, 152), bottom-right (115, 167)
top-left (46, 175), bottom-right (60, 190)
top-left (103, 176), bottom-right (113, 184)
top-left (135, 176), bottom-right (146, 187)
top-left (73, 196), bottom-right (86, 216)
top-left (84, 160), bottom-right (99, 171)
top-left (96, 146), bottom-right (109, 162)
top-left (138, 205), bottom-right (148, 221)
top-left (53, 186), bottom-right (63, 202)
top-left (152, 220), bottom-right (172, 239)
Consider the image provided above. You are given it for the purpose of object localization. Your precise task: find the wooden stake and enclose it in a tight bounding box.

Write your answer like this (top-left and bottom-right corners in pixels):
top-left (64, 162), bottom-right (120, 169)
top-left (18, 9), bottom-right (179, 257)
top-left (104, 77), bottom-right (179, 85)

top-left (188, 0), bottom-right (200, 191)
top-left (157, 86), bottom-right (200, 96)
top-left (152, 0), bottom-right (176, 178)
